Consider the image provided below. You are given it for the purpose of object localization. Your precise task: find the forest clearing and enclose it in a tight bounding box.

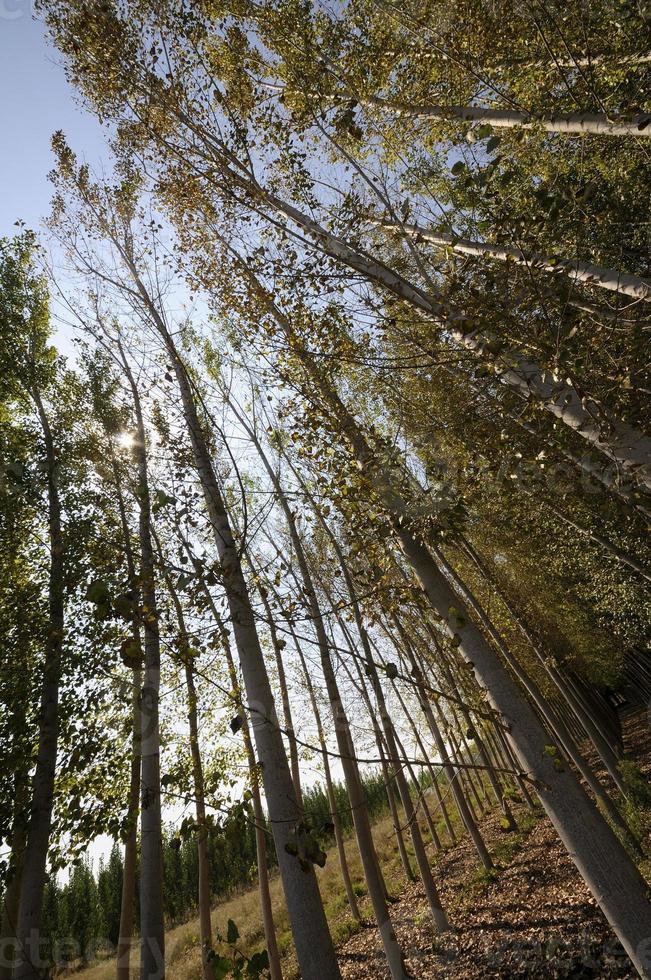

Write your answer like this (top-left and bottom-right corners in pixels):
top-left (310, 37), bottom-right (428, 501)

top-left (1, 2), bottom-right (650, 979)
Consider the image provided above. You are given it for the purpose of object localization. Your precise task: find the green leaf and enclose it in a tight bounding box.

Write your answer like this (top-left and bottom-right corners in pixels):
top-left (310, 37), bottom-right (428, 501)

top-left (86, 580), bottom-right (111, 605)
top-left (451, 160), bottom-right (466, 175)
top-left (227, 919), bottom-right (240, 945)
top-left (486, 135), bottom-right (501, 153)
top-left (247, 950), bottom-right (270, 977)
top-left (209, 954), bottom-right (233, 980)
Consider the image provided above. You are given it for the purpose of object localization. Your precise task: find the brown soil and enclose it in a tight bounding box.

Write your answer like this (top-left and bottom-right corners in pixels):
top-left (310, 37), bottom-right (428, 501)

top-left (337, 711), bottom-right (651, 979)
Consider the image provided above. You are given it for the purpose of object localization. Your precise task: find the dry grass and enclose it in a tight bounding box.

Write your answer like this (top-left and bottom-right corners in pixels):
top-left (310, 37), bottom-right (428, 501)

top-left (67, 798), bottom-right (433, 980)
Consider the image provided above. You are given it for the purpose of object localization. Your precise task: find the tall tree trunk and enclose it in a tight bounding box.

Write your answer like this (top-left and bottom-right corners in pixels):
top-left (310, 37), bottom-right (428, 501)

top-left (372, 640), bottom-right (459, 845)
top-left (282, 615), bottom-right (362, 921)
top-left (127, 312), bottom-right (339, 978)
top-left (334, 613), bottom-right (449, 929)
top-left (389, 725), bottom-right (443, 851)
top-left (252, 423), bottom-right (446, 915)
top-left (386, 672), bottom-right (458, 844)
top-left (339, 655), bottom-right (417, 884)
top-left (117, 670), bottom-right (142, 980)
top-left (390, 617), bottom-right (493, 868)
top-left (432, 545), bottom-right (640, 849)
top-left (378, 220), bottom-right (651, 302)
top-left (491, 724), bottom-right (537, 809)
top-left (221, 390), bottom-right (410, 974)
top-left (186, 557), bottom-right (284, 980)
top-left (362, 95), bottom-right (651, 137)
top-left (118, 347), bottom-right (166, 980)
top-left (259, 511), bottom-right (408, 974)
top-left (436, 652), bottom-right (517, 830)
top-left (247, 556), bottom-right (303, 806)
top-left (183, 661), bottom-right (212, 980)
top-left (278, 338), bottom-right (651, 974)
top-left (154, 537), bottom-right (213, 980)
top-left (0, 772), bottom-right (28, 980)
top-left (110, 450), bottom-right (143, 980)
top-left (14, 392), bottom-right (64, 980)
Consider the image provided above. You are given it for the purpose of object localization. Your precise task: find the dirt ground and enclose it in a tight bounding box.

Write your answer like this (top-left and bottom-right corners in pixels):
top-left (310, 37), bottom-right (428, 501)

top-left (337, 711), bottom-right (651, 979)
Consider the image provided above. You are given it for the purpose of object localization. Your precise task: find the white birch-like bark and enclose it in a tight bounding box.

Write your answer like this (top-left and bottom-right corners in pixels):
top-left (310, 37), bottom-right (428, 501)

top-left (185, 551), bottom-right (284, 980)
top-left (119, 349), bottom-right (166, 980)
top-left (243, 188), bottom-right (651, 491)
top-left (379, 219), bottom-right (651, 302)
top-left (131, 302), bottom-right (341, 980)
top-left (363, 95), bottom-right (651, 137)
top-left (274, 314), bottom-right (651, 976)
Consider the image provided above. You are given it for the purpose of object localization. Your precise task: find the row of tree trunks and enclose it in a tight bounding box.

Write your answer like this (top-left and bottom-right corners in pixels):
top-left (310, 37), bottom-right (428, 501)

top-left (14, 393), bottom-right (66, 980)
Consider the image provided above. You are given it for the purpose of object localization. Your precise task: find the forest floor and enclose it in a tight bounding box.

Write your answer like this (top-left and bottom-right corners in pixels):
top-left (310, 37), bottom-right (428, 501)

top-left (72, 710), bottom-right (650, 980)
top-left (336, 709), bottom-right (651, 980)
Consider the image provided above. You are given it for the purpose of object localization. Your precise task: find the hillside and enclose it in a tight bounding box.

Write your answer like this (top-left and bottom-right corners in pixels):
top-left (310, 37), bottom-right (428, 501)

top-left (69, 712), bottom-right (649, 980)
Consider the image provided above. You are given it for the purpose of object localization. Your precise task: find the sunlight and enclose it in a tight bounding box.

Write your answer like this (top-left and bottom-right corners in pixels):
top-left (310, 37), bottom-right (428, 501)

top-left (116, 430), bottom-right (135, 449)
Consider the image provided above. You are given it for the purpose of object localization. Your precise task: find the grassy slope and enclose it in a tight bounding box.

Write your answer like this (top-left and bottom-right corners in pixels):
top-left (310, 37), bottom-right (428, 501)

top-left (69, 711), bottom-right (651, 980)
top-left (68, 800), bottom-right (417, 980)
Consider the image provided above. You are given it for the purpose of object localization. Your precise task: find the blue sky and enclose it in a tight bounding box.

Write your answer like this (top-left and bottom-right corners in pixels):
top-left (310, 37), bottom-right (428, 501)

top-left (0, 2), bottom-right (108, 239)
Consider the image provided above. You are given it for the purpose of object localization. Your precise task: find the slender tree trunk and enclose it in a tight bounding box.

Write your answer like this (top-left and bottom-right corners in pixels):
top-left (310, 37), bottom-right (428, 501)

top-left (110, 451), bottom-right (143, 980)
top-left (221, 397), bottom-right (408, 976)
top-left (314, 641), bottom-right (408, 978)
top-left (184, 662), bottom-right (212, 980)
top-left (416, 628), bottom-right (516, 827)
top-left (337, 621), bottom-right (449, 929)
top-left (248, 561), bottom-right (303, 806)
top-left (340, 656), bottom-right (417, 884)
top-left (0, 772), bottom-right (28, 980)
top-left (271, 446), bottom-right (445, 906)
top-left (285, 619), bottom-right (362, 921)
top-left (390, 617), bottom-right (493, 868)
top-left (265, 532), bottom-right (407, 974)
top-left (390, 725), bottom-right (443, 851)
top-left (118, 258), bottom-right (340, 979)
top-left (162, 560), bottom-right (213, 976)
top-left (363, 95), bottom-right (651, 137)
top-left (117, 670), bottom-right (142, 980)
top-left (284, 352), bottom-right (651, 973)
top-left (491, 724), bottom-right (537, 809)
top-left (447, 725), bottom-right (485, 819)
top-left (14, 392), bottom-right (64, 980)
top-left (177, 531), bottom-right (284, 979)
top-left (433, 546), bottom-right (640, 849)
top-left (380, 661), bottom-right (458, 844)
top-left (278, 577), bottom-right (407, 974)
top-left (379, 220), bottom-right (651, 302)
top-left (118, 351), bottom-right (166, 980)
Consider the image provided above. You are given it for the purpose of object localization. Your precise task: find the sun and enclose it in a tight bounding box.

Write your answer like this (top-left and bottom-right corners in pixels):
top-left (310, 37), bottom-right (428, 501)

top-left (116, 431), bottom-right (136, 449)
